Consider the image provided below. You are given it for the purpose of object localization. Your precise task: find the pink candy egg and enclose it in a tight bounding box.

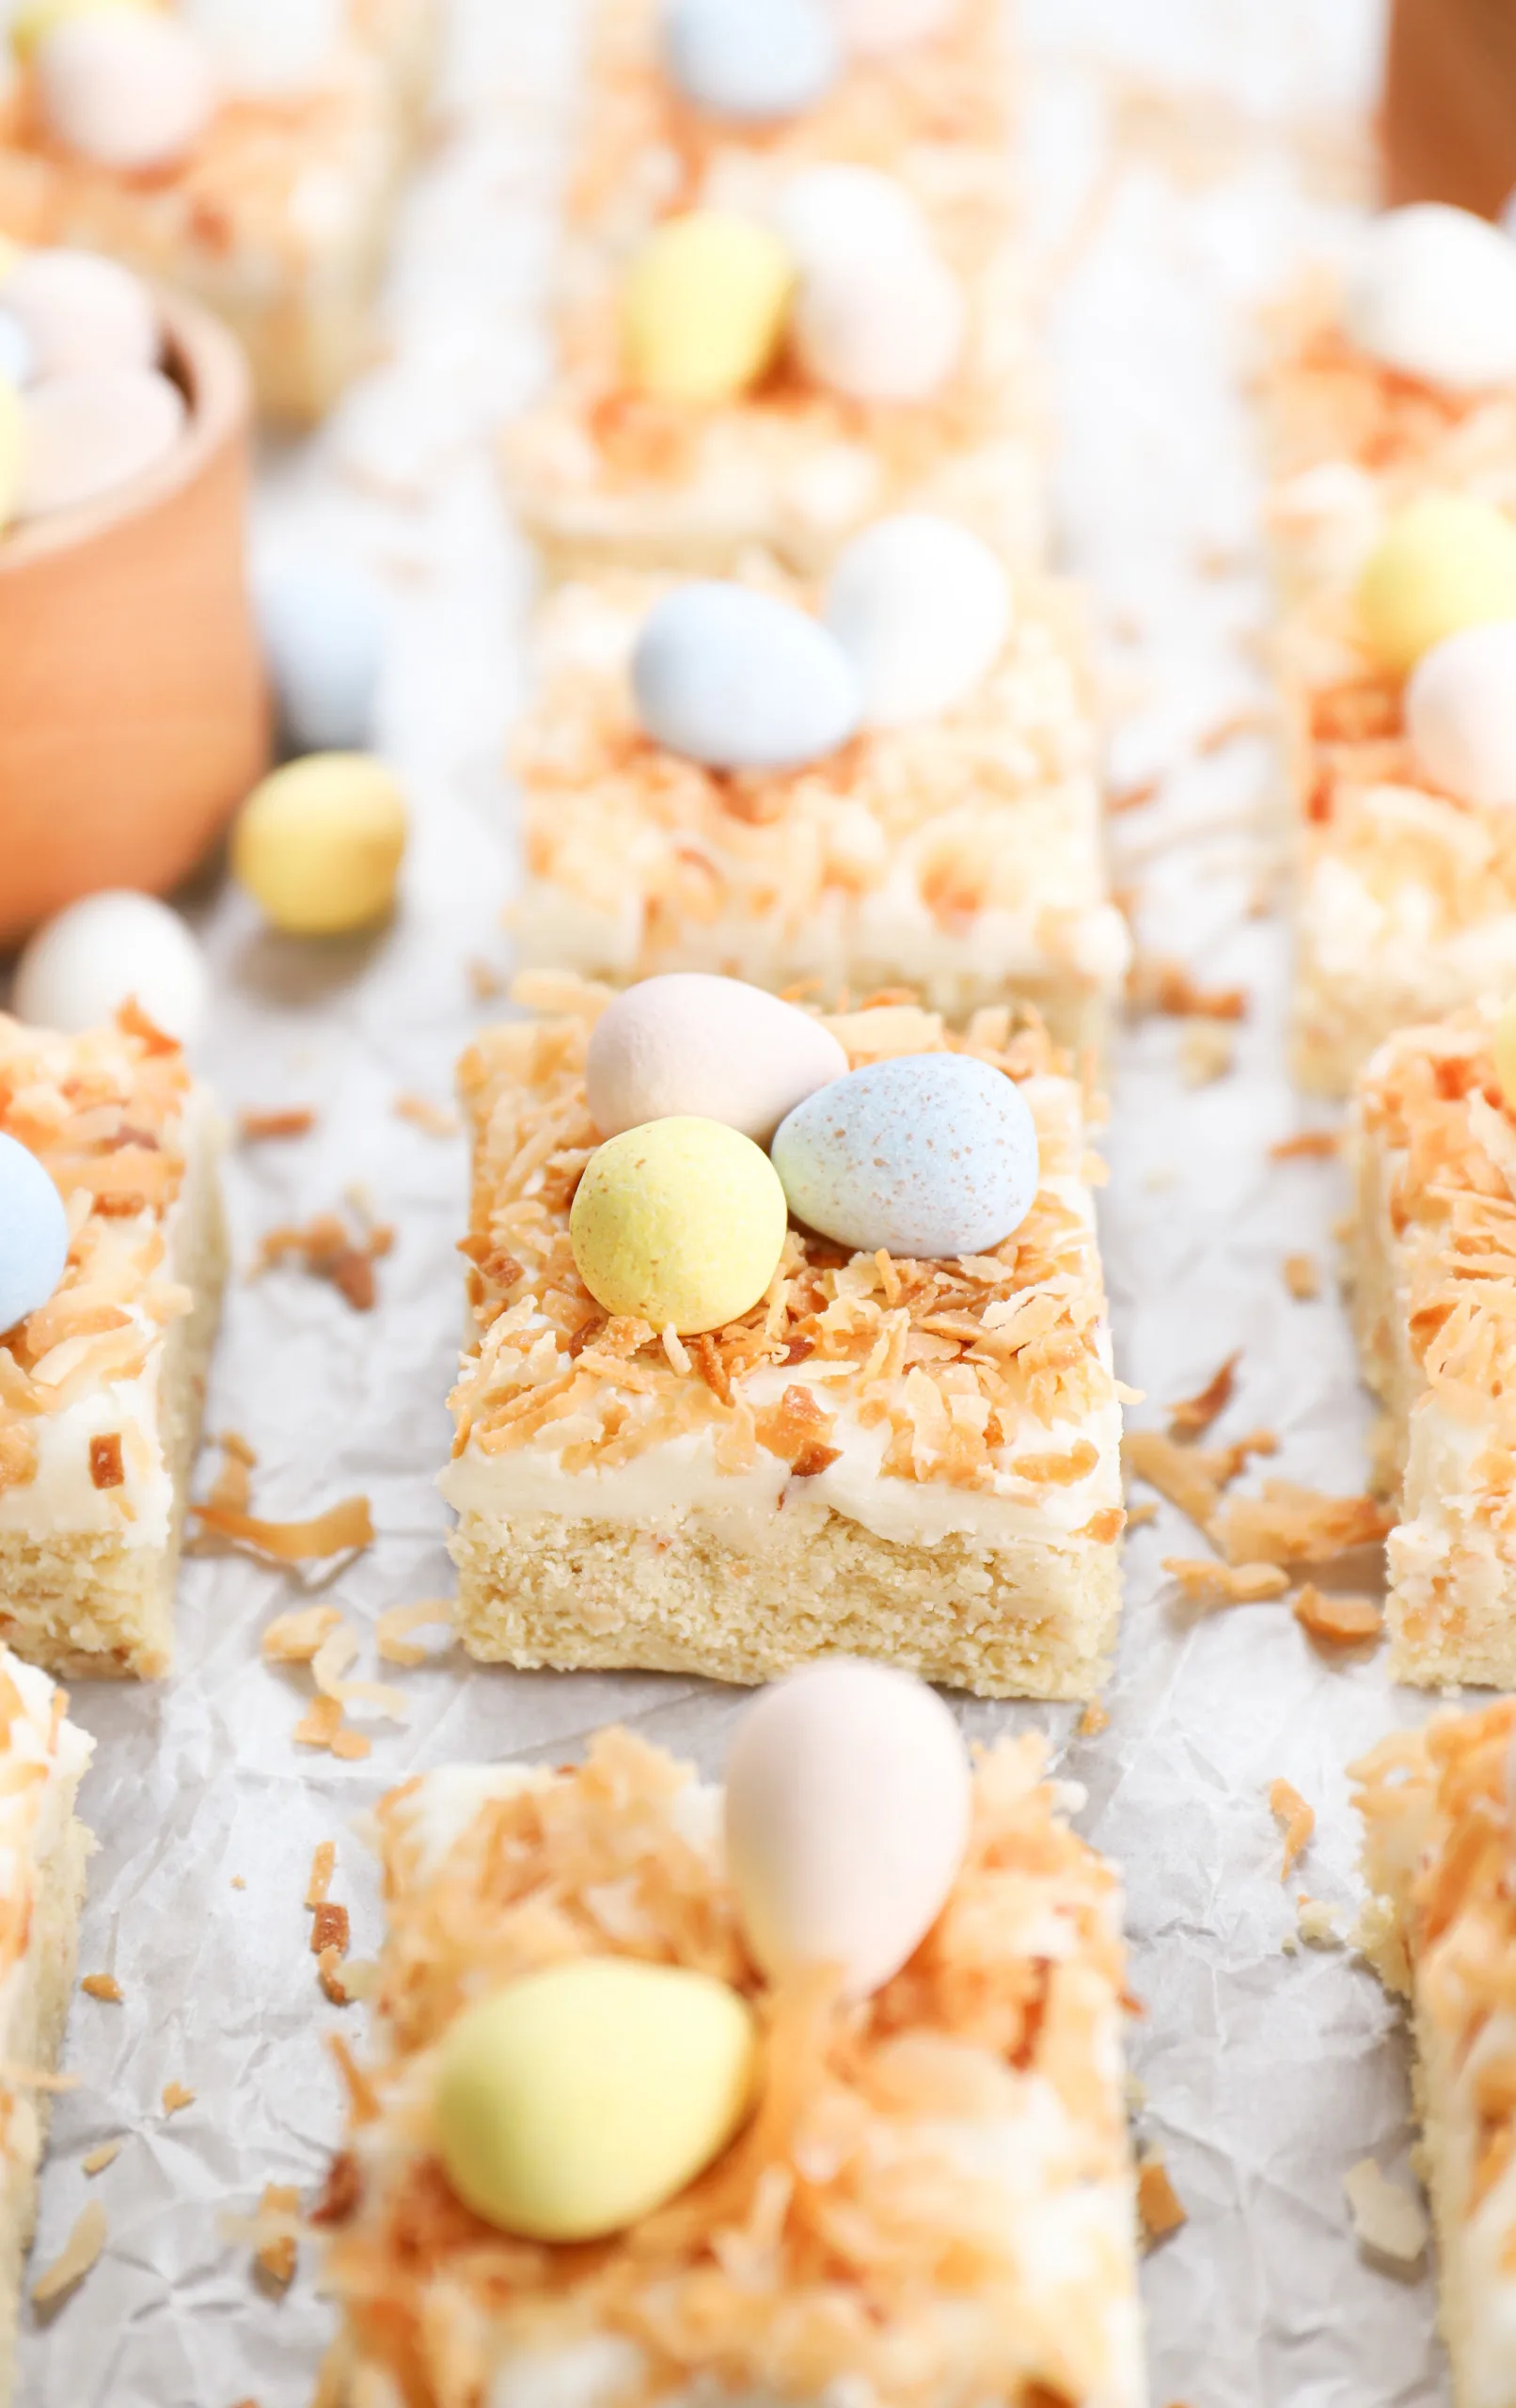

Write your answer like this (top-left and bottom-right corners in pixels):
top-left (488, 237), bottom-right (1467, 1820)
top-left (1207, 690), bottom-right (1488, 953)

top-left (17, 365), bottom-right (185, 519)
top-left (793, 236), bottom-right (964, 403)
top-left (3, 249), bottom-right (158, 378)
top-left (37, 10), bottom-right (215, 173)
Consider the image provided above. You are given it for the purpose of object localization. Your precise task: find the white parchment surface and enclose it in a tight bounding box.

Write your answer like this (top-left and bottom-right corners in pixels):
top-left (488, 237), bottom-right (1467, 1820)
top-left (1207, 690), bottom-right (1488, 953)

top-left (8, 2), bottom-right (1448, 2402)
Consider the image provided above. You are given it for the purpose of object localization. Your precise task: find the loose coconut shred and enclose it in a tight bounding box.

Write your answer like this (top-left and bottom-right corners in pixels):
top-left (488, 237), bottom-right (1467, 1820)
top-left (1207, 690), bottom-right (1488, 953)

top-left (322, 1729), bottom-right (1140, 2408)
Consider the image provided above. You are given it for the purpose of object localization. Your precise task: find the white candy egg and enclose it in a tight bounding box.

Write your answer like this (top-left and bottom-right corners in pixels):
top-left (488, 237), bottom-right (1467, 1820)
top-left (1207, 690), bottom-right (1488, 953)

top-left (793, 235), bottom-right (964, 403)
top-left (17, 365), bottom-right (185, 519)
top-left (1342, 204), bottom-right (1516, 392)
top-left (3, 249), bottom-right (158, 379)
top-left (1406, 621), bottom-right (1516, 808)
top-left (770, 163), bottom-right (930, 278)
top-left (825, 513), bottom-right (1011, 724)
top-left (254, 552), bottom-right (387, 754)
top-left (724, 1659), bottom-right (971, 1998)
top-left (37, 10), bottom-right (215, 173)
top-left (585, 974), bottom-right (847, 1143)
top-left (827, 0), bottom-right (959, 52)
top-left (181, 0), bottom-right (343, 94)
top-left (13, 891), bottom-right (208, 1043)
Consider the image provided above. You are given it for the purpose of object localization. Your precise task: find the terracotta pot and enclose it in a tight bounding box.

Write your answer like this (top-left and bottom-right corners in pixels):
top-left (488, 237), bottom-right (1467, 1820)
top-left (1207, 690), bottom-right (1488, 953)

top-left (0, 290), bottom-right (270, 948)
top-left (1382, 0), bottom-right (1516, 221)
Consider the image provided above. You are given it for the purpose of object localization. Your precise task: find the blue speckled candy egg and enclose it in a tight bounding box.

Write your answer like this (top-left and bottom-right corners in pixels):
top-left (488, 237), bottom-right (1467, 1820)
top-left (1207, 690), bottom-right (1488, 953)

top-left (0, 1132), bottom-right (69, 1335)
top-left (662, 0), bottom-right (840, 121)
top-left (771, 1053), bottom-right (1039, 1258)
top-left (254, 553), bottom-right (386, 755)
top-left (0, 308), bottom-right (34, 389)
top-left (631, 581), bottom-right (861, 772)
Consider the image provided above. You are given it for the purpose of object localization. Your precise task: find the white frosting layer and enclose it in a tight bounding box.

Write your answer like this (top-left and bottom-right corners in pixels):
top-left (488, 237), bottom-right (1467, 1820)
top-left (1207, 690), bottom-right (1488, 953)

top-left (0, 1086), bottom-right (217, 1550)
top-left (0, 1651), bottom-right (92, 2147)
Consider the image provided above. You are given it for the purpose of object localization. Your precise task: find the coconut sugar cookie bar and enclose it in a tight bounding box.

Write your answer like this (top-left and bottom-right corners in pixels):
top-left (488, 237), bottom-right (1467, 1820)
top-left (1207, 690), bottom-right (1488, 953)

top-left (511, 568), bottom-right (1129, 1053)
top-left (1347, 1001), bottom-right (1516, 1687)
top-left (0, 0), bottom-right (440, 423)
top-left (0, 1014), bottom-right (226, 1679)
top-left (0, 1649), bottom-right (92, 2401)
top-left (317, 1719), bottom-right (1146, 2408)
top-left (444, 985), bottom-right (1124, 1700)
top-left (1354, 1700), bottom-right (1516, 2407)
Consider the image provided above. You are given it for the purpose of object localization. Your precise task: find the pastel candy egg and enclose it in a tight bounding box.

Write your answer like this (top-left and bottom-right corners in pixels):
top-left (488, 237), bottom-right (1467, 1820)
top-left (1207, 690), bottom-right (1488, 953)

top-left (1342, 204), bottom-right (1516, 392)
top-left (771, 164), bottom-right (930, 279)
top-left (828, 0), bottom-right (959, 50)
top-left (623, 210), bottom-right (795, 405)
top-left (1406, 623), bottom-right (1516, 808)
top-left (585, 974), bottom-right (847, 1142)
top-left (792, 235), bottom-right (964, 403)
top-left (662, 0), bottom-right (840, 121)
top-left (1493, 996), bottom-right (1516, 1108)
top-left (725, 1659), bottom-right (971, 1997)
top-left (825, 512), bottom-right (1011, 725)
top-left (17, 366), bottom-right (184, 519)
top-left (1357, 495), bottom-right (1516, 673)
top-left (0, 309), bottom-right (35, 390)
top-left (231, 753), bottom-right (407, 937)
top-left (37, 9), bottom-right (215, 172)
top-left (570, 1115), bottom-right (787, 1334)
top-left (0, 1133), bottom-right (69, 1336)
top-left (12, 890), bottom-right (207, 1040)
top-left (434, 1958), bottom-right (756, 2242)
top-left (253, 553), bottom-right (386, 754)
top-left (632, 581), bottom-right (861, 770)
top-left (771, 1052), bottom-right (1038, 1258)
top-left (2, 248), bottom-right (158, 378)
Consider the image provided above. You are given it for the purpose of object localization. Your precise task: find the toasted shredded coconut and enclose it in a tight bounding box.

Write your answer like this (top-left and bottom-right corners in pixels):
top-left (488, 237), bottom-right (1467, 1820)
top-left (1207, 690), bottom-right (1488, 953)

top-left (1167, 1353), bottom-right (1240, 1439)
top-left (393, 1091), bottom-right (460, 1138)
top-left (1179, 1020), bottom-right (1236, 1087)
top-left (374, 1598), bottom-right (454, 1667)
top-left (1270, 1780), bottom-right (1314, 1882)
top-left (1219, 1481), bottom-right (1391, 1569)
top-left (162, 2083), bottom-right (194, 2117)
top-left (1270, 1130), bottom-right (1340, 1161)
top-left (1078, 1700), bottom-right (1110, 1736)
top-left (307, 1842), bottom-right (336, 1909)
top-left (82, 2140), bottom-right (121, 2177)
top-left (1292, 1585), bottom-right (1382, 1647)
top-left (31, 2199), bottom-right (106, 2306)
top-left (237, 1107), bottom-right (316, 1144)
top-left (1122, 1428), bottom-right (1271, 1536)
top-left (294, 1695), bottom-right (370, 1762)
top-left (253, 1210), bottom-right (394, 1313)
top-left (1136, 2153), bottom-right (1188, 2244)
top-left (1163, 1558), bottom-right (1289, 1608)
top-left (80, 1974), bottom-right (121, 2004)
top-left (1296, 1896), bottom-right (1341, 1948)
top-left (256, 2183), bottom-right (301, 2287)
top-left (1130, 957), bottom-right (1248, 1022)
top-left (1344, 2159), bottom-right (1428, 2264)
top-left (1283, 1252), bottom-right (1320, 1301)
top-left (264, 1607), bottom-right (343, 1666)
top-left (195, 1496), bottom-right (374, 1563)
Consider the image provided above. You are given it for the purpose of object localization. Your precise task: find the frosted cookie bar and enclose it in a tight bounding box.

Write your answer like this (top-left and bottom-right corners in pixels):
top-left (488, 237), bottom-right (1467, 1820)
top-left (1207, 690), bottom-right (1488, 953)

top-left (0, 0), bottom-right (440, 423)
top-left (444, 980), bottom-right (1125, 1700)
top-left (317, 1677), bottom-right (1146, 2408)
top-left (0, 1013), bottom-right (225, 1679)
top-left (1354, 1700), bottom-right (1516, 2406)
top-left (0, 1650), bottom-right (92, 2402)
top-left (511, 559), bottom-right (1128, 1053)
top-left (1347, 1002), bottom-right (1516, 1687)
top-left (1262, 205), bottom-right (1516, 599)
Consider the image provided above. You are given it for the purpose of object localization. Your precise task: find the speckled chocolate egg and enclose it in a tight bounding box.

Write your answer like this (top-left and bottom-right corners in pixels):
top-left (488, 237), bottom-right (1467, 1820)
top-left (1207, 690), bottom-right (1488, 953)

top-left (586, 974), bottom-right (847, 1143)
top-left (724, 1659), bottom-right (971, 1998)
top-left (2, 248), bottom-right (158, 379)
top-left (12, 890), bottom-right (208, 1040)
top-left (16, 365), bottom-right (185, 519)
top-left (662, 0), bottom-right (840, 121)
top-left (792, 233), bottom-right (963, 403)
top-left (570, 1115), bottom-right (787, 1335)
top-left (37, 8), bottom-right (215, 172)
top-left (1407, 622), bottom-right (1516, 808)
top-left (631, 581), bottom-right (861, 771)
top-left (825, 512), bottom-right (1011, 724)
top-left (0, 1132), bottom-right (69, 1335)
top-left (771, 1051), bottom-right (1038, 1258)
top-left (1343, 204), bottom-right (1516, 392)
top-left (254, 552), bottom-right (386, 754)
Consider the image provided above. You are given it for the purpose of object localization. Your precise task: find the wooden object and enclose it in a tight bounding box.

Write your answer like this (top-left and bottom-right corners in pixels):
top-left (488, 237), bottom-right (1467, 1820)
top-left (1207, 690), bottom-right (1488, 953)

top-left (0, 292), bottom-right (269, 947)
top-left (1382, 0), bottom-right (1516, 221)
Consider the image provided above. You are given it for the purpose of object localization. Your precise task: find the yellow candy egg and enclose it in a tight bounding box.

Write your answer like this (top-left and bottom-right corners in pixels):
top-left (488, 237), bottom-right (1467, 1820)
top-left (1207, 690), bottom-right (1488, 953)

top-left (623, 211), bottom-right (795, 405)
top-left (231, 752), bottom-right (406, 937)
top-left (0, 375), bottom-right (25, 531)
top-left (1357, 493), bottom-right (1516, 673)
top-left (1493, 996), bottom-right (1516, 1108)
top-left (570, 1114), bottom-right (788, 1335)
top-left (11, 0), bottom-right (159, 62)
top-left (434, 1958), bottom-right (757, 2242)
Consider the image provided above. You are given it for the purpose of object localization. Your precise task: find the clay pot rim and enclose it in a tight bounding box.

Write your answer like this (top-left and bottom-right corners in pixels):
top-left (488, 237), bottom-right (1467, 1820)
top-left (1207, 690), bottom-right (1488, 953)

top-left (0, 285), bottom-right (251, 577)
